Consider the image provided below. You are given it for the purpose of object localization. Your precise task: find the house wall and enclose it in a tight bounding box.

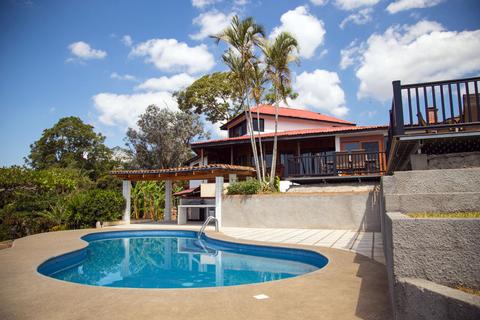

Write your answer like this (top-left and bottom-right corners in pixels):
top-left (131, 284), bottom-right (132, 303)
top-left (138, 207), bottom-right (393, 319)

top-left (339, 134), bottom-right (386, 152)
top-left (225, 114), bottom-right (351, 137)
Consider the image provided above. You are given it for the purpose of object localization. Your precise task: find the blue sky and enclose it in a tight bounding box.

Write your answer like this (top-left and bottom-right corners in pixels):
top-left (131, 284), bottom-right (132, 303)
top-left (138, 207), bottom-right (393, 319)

top-left (1, 0), bottom-right (479, 166)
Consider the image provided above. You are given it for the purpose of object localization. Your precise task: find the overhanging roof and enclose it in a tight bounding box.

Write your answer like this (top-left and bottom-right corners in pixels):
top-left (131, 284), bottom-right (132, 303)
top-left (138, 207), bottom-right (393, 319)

top-left (192, 125), bottom-right (388, 148)
top-left (111, 164), bottom-right (255, 181)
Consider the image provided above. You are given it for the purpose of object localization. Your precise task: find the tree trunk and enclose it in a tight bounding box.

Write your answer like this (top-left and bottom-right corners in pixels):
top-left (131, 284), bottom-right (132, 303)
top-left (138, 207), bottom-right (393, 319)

top-left (269, 100), bottom-right (279, 185)
top-left (256, 107), bottom-right (266, 181)
top-left (244, 107), bottom-right (262, 181)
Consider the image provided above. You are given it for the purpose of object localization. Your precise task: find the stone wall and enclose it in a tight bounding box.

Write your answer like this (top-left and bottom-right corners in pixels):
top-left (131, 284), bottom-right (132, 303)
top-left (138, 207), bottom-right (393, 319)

top-left (428, 151), bottom-right (480, 169)
top-left (222, 189), bottom-right (381, 231)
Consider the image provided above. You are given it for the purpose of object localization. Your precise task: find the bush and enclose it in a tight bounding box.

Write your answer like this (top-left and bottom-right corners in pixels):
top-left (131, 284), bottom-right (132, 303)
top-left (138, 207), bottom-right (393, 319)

top-left (68, 189), bottom-right (125, 227)
top-left (227, 179), bottom-right (262, 195)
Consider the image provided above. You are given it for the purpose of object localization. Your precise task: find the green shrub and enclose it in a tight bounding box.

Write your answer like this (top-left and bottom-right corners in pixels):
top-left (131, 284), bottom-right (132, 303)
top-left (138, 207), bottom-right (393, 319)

top-left (227, 179), bottom-right (262, 195)
top-left (68, 189), bottom-right (125, 227)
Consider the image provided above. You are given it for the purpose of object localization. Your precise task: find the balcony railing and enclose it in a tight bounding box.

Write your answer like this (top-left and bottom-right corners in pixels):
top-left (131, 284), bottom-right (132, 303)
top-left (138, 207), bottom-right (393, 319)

top-left (286, 151), bottom-right (386, 177)
top-left (387, 76), bottom-right (480, 153)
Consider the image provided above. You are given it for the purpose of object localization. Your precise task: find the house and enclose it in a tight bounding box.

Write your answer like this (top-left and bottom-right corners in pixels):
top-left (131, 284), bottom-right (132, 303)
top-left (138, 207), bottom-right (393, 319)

top-left (189, 104), bottom-right (388, 185)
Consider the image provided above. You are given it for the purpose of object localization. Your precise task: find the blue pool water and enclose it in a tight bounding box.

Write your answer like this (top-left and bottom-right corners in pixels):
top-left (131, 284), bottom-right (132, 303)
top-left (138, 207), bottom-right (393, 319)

top-left (38, 230), bottom-right (328, 289)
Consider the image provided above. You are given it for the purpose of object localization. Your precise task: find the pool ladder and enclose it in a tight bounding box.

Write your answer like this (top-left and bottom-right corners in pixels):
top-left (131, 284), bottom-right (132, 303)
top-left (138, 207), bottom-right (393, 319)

top-left (198, 216), bottom-right (218, 239)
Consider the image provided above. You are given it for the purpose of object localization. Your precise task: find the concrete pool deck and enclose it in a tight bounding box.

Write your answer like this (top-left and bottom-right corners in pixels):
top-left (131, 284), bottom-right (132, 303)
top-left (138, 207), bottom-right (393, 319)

top-left (0, 227), bottom-right (392, 320)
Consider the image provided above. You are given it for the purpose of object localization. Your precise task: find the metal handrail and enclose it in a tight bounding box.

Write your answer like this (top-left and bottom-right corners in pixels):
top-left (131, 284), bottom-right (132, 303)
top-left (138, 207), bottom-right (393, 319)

top-left (198, 216), bottom-right (218, 239)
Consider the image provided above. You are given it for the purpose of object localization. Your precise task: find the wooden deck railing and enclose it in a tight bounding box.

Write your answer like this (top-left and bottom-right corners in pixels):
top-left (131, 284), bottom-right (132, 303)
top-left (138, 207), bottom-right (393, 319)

top-left (286, 151), bottom-right (386, 177)
top-left (387, 76), bottom-right (480, 154)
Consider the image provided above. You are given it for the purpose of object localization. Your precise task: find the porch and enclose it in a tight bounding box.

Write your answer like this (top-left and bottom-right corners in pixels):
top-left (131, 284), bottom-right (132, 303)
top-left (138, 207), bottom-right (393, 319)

top-left (193, 131), bottom-right (387, 181)
top-left (387, 76), bottom-right (480, 172)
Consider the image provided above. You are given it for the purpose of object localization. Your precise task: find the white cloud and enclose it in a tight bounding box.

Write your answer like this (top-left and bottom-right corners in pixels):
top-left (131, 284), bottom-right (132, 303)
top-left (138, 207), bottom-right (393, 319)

top-left (340, 8), bottom-right (373, 29)
top-left (387, 0), bottom-right (444, 14)
top-left (339, 39), bottom-right (364, 69)
top-left (192, 0), bottom-right (222, 8)
top-left (190, 10), bottom-right (234, 40)
top-left (121, 35), bottom-right (133, 47)
top-left (130, 38), bottom-right (215, 74)
top-left (93, 91), bottom-right (178, 128)
top-left (310, 0), bottom-right (328, 6)
top-left (288, 69), bottom-right (349, 117)
top-left (334, 0), bottom-right (380, 10)
top-left (270, 6), bottom-right (326, 59)
top-left (110, 72), bottom-right (136, 81)
top-left (344, 20), bottom-right (480, 101)
top-left (136, 73), bottom-right (196, 92)
top-left (68, 41), bottom-right (106, 60)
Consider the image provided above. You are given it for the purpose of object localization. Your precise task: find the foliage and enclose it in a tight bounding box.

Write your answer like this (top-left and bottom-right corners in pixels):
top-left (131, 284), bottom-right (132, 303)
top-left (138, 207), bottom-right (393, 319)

top-left (131, 181), bottom-right (165, 221)
top-left (125, 105), bottom-right (208, 169)
top-left (68, 189), bottom-right (124, 227)
top-left (26, 117), bottom-right (114, 180)
top-left (175, 72), bottom-right (243, 123)
top-left (227, 179), bottom-right (262, 195)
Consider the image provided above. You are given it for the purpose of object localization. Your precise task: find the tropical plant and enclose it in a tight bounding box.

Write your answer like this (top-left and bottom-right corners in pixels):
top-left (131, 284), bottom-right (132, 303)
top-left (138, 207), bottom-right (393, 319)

top-left (213, 15), bottom-right (265, 182)
top-left (227, 178), bottom-right (262, 195)
top-left (131, 181), bottom-right (165, 220)
top-left (68, 189), bottom-right (124, 227)
top-left (261, 31), bottom-right (299, 185)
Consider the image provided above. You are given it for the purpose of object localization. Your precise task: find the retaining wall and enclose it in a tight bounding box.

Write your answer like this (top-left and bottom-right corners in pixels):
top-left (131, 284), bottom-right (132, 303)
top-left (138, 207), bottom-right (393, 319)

top-left (222, 190), bottom-right (381, 231)
top-left (396, 278), bottom-right (480, 320)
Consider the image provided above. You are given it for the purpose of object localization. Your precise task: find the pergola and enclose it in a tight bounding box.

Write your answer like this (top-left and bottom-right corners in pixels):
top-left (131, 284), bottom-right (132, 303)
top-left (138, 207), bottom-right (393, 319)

top-left (110, 164), bottom-right (256, 229)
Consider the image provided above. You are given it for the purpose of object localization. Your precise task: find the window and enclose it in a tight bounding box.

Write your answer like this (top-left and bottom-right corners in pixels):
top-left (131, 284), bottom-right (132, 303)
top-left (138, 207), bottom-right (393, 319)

top-left (362, 141), bottom-right (379, 153)
top-left (344, 142), bottom-right (361, 152)
top-left (252, 118), bottom-right (264, 132)
top-left (229, 121), bottom-right (247, 137)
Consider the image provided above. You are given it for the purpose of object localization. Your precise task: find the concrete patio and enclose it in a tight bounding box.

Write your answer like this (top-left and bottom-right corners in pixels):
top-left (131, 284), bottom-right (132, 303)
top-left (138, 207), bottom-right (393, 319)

top-left (0, 226), bottom-right (391, 320)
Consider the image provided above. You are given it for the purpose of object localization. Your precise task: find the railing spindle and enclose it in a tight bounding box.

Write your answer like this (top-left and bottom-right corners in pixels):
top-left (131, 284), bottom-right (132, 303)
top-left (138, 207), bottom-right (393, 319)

top-left (457, 82), bottom-right (463, 122)
top-left (448, 83), bottom-right (454, 122)
top-left (440, 84), bottom-right (446, 122)
top-left (423, 86), bottom-right (429, 125)
top-left (475, 80), bottom-right (480, 122)
top-left (407, 88), bottom-right (413, 125)
top-left (415, 87), bottom-right (420, 125)
top-left (466, 81), bottom-right (472, 121)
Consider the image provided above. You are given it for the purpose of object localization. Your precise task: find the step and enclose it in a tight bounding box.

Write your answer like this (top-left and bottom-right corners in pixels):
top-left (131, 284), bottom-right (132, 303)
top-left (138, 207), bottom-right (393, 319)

top-left (382, 168), bottom-right (480, 195)
top-left (384, 192), bottom-right (480, 214)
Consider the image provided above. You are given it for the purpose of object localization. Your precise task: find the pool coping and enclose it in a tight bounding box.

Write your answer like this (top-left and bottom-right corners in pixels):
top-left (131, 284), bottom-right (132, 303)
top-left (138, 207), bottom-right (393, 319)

top-left (0, 227), bottom-right (392, 319)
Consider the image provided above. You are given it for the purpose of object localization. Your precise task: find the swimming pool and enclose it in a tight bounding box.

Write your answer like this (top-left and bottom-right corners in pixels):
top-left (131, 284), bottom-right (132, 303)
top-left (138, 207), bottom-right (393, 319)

top-left (38, 230), bottom-right (328, 289)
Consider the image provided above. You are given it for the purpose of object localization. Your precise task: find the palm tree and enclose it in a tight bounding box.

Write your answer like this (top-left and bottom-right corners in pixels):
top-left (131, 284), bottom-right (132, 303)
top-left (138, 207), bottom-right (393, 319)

top-left (249, 62), bottom-right (268, 181)
top-left (213, 15), bottom-right (265, 182)
top-left (262, 31), bottom-right (299, 186)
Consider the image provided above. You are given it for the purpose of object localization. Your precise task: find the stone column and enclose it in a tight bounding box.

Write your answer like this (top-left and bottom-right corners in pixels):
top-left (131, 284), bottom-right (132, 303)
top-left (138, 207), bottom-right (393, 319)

top-left (165, 180), bottom-right (172, 222)
top-left (215, 176), bottom-right (224, 230)
top-left (122, 180), bottom-right (131, 224)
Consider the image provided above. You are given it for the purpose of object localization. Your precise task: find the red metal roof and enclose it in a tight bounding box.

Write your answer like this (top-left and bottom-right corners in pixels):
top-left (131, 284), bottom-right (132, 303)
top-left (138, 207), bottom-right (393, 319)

top-left (192, 125), bottom-right (388, 147)
top-left (221, 105), bottom-right (355, 129)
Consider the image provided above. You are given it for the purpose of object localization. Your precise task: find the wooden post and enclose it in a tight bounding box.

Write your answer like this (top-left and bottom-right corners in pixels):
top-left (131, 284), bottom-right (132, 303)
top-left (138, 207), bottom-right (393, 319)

top-left (164, 180), bottom-right (172, 222)
top-left (122, 180), bottom-right (131, 224)
top-left (230, 146), bottom-right (234, 165)
top-left (392, 80), bottom-right (405, 135)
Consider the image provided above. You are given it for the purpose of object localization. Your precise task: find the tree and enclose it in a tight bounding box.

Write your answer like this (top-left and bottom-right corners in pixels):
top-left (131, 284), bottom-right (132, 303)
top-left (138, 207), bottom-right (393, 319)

top-left (125, 105), bottom-right (207, 169)
top-left (213, 15), bottom-right (266, 182)
top-left (27, 117), bottom-right (113, 179)
top-left (174, 72), bottom-right (243, 123)
top-left (262, 32), bottom-right (299, 185)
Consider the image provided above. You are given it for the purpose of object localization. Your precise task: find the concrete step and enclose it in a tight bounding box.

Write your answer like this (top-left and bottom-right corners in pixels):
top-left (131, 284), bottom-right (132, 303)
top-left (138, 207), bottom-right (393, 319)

top-left (384, 192), bottom-right (480, 214)
top-left (382, 168), bottom-right (480, 195)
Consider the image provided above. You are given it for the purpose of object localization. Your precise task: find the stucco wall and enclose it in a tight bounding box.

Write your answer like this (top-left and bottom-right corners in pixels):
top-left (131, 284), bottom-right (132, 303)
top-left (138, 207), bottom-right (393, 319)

top-left (222, 191), bottom-right (381, 231)
top-left (383, 212), bottom-right (480, 290)
top-left (396, 278), bottom-right (480, 320)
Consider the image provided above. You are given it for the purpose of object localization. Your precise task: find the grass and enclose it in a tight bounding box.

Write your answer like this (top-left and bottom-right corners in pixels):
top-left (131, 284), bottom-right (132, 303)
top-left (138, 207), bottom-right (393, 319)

top-left (456, 286), bottom-right (480, 296)
top-left (407, 212), bottom-right (480, 219)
